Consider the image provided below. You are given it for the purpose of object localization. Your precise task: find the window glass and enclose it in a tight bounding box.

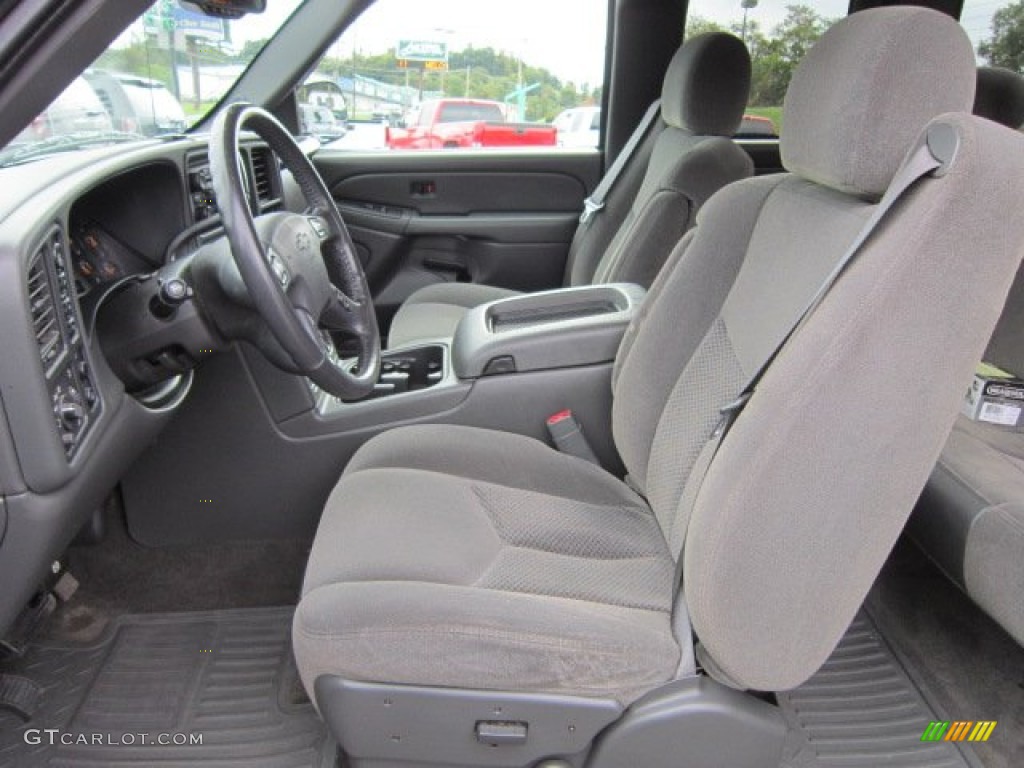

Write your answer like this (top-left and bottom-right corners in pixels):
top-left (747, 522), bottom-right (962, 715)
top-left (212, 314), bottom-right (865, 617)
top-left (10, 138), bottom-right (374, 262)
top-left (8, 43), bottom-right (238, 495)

top-left (1, 0), bottom-right (301, 167)
top-left (310, 0), bottom-right (607, 150)
top-left (964, 0), bottom-right (1024, 78)
top-left (689, 1), bottom-right (1024, 138)
top-left (685, 1), bottom-right (848, 137)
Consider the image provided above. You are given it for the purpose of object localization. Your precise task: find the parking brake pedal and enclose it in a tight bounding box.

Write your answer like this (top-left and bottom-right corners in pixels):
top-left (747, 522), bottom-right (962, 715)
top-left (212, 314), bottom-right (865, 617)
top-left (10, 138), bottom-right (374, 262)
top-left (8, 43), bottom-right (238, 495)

top-left (0, 593), bottom-right (57, 658)
top-left (0, 675), bottom-right (43, 722)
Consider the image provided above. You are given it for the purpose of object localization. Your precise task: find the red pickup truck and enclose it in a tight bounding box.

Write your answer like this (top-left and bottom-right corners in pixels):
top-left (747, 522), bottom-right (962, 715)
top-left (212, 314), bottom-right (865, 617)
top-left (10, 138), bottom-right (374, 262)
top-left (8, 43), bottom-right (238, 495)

top-left (385, 98), bottom-right (557, 149)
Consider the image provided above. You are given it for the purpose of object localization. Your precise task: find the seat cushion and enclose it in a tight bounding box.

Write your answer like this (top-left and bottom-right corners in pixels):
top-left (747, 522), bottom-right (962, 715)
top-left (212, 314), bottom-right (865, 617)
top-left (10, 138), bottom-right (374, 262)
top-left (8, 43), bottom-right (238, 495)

top-left (909, 415), bottom-right (1024, 645)
top-left (294, 425), bottom-right (681, 705)
top-left (387, 283), bottom-right (520, 348)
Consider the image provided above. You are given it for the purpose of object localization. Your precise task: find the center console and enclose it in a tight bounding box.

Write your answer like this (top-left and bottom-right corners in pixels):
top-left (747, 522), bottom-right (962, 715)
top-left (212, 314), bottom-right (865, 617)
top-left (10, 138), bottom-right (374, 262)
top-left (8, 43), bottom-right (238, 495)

top-left (306, 284), bottom-right (645, 419)
top-left (452, 283), bottom-right (646, 379)
top-left (308, 343), bottom-right (449, 413)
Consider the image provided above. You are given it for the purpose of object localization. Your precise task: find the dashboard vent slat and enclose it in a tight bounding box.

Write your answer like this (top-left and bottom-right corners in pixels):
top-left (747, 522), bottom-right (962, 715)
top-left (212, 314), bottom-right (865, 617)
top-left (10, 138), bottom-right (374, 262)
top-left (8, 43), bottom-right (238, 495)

top-left (250, 148), bottom-right (274, 204)
top-left (27, 251), bottom-right (63, 367)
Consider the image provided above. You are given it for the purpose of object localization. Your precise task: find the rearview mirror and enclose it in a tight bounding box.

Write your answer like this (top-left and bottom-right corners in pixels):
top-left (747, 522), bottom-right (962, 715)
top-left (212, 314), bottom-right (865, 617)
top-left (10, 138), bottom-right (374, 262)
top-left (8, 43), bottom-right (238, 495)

top-left (180, 0), bottom-right (266, 19)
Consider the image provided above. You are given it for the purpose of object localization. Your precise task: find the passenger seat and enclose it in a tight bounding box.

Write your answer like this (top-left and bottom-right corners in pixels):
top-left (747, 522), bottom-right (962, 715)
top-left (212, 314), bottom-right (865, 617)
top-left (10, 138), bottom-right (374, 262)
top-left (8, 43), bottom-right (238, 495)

top-left (387, 32), bottom-right (753, 348)
top-left (907, 66), bottom-right (1024, 646)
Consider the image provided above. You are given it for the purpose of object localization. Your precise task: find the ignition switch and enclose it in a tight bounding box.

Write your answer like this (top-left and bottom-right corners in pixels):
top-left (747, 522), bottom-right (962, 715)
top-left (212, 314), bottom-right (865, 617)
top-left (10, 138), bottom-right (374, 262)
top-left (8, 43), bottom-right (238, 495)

top-left (150, 277), bottom-right (191, 319)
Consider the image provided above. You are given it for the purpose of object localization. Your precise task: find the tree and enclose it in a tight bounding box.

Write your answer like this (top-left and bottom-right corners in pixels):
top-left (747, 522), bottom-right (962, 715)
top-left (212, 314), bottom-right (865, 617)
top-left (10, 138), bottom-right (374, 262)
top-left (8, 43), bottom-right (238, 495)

top-left (749, 5), bottom-right (832, 106)
top-left (682, 5), bottom-right (833, 107)
top-left (238, 38), bottom-right (269, 62)
top-left (684, 16), bottom-right (727, 40)
top-left (979, 0), bottom-right (1024, 73)
top-left (774, 4), bottom-right (829, 65)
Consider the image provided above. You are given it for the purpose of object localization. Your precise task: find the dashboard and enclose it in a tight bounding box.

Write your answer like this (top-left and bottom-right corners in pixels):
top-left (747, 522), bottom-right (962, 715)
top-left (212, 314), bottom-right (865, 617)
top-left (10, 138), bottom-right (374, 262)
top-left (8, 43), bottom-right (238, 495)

top-left (0, 134), bottom-right (289, 635)
top-left (67, 144), bottom-right (281, 298)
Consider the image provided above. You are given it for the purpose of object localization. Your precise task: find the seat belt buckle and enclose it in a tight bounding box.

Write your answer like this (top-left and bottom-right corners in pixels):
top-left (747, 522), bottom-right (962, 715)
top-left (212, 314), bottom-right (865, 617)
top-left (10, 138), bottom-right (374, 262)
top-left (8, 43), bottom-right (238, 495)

top-left (710, 392), bottom-right (752, 439)
top-left (546, 409), bottom-right (601, 465)
top-left (579, 197), bottom-right (604, 225)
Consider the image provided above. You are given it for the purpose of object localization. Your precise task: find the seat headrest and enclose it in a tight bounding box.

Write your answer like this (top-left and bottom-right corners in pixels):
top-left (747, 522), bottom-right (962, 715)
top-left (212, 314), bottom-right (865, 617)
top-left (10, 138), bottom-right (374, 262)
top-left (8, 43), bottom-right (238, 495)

top-left (662, 32), bottom-right (751, 136)
top-left (974, 67), bottom-right (1024, 129)
top-left (781, 7), bottom-right (975, 199)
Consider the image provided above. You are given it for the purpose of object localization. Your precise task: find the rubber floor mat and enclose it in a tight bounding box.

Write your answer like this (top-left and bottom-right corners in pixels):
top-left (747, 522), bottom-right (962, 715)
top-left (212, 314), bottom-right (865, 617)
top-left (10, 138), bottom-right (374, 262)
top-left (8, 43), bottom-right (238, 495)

top-left (0, 607), bottom-right (331, 767)
top-left (778, 612), bottom-right (982, 768)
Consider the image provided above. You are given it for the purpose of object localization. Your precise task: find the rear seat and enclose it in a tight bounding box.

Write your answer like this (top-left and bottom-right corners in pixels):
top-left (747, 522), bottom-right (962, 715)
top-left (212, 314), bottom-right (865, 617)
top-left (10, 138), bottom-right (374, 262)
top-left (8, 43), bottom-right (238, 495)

top-left (906, 66), bottom-right (1024, 646)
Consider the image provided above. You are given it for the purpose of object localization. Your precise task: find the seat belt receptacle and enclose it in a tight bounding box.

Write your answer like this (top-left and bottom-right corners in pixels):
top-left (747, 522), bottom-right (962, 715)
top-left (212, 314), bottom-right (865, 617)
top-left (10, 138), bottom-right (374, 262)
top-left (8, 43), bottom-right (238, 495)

top-left (546, 410), bottom-right (602, 465)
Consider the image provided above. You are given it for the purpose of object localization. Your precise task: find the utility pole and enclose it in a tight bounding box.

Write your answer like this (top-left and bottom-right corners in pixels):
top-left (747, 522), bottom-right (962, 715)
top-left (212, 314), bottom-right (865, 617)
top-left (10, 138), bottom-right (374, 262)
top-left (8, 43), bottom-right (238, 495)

top-left (188, 36), bottom-right (201, 110)
top-left (161, 0), bottom-right (180, 100)
top-left (741, 0), bottom-right (758, 45)
top-left (465, 66), bottom-right (471, 98)
top-left (516, 57), bottom-right (523, 119)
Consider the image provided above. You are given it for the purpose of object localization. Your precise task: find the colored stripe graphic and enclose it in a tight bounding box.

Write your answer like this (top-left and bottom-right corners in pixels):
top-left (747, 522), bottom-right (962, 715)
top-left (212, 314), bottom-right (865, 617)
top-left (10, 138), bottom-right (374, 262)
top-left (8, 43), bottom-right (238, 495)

top-left (968, 721), bottom-right (997, 742)
top-left (921, 722), bottom-right (949, 742)
top-left (920, 720), bottom-right (997, 742)
top-left (944, 721), bottom-right (972, 741)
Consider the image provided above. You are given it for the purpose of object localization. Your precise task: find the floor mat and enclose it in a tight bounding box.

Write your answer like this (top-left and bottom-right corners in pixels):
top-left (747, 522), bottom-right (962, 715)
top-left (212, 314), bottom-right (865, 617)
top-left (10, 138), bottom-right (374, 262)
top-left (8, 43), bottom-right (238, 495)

top-left (866, 538), bottom-right (1023, 768)
top-left (778, 612), bottom-right (982, 768)
top-left (0, 607), bottom-right (331, 768)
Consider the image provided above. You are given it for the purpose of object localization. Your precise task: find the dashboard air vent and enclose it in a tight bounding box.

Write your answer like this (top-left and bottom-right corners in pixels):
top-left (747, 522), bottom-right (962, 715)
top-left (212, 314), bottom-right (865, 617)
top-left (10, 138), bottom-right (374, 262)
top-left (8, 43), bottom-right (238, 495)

top-left (27, 250), bottom-right (62, 368)
top-left (250, 147), bottom-right (275, 204)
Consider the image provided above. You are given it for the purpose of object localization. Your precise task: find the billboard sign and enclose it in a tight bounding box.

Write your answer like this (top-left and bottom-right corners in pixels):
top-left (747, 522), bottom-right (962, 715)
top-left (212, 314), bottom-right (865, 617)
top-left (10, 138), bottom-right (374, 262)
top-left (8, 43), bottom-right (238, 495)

top-left (396, 40), bottom-right (448, 63)
top-left (144, 3), bottom-right (227, 43)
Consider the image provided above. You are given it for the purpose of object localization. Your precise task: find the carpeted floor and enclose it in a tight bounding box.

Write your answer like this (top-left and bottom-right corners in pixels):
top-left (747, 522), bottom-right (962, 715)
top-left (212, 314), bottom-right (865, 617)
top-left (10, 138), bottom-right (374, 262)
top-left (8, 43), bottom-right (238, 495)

top-left (41, 496), bottom-right (311, 645)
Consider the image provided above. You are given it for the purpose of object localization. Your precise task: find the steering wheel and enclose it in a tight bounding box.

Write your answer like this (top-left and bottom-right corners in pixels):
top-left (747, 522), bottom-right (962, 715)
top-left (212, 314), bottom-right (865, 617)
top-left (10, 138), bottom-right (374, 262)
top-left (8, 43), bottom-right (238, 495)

top-left (209, 103), bottom-right (380, 400)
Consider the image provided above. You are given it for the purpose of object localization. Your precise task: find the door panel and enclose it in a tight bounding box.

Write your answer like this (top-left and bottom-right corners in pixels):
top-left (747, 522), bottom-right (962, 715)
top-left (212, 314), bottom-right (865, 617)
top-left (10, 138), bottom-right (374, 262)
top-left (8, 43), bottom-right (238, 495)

top-left (332, 171), bottom-right (587, 215)
top-left (312, 149), bottom-right (602, 332)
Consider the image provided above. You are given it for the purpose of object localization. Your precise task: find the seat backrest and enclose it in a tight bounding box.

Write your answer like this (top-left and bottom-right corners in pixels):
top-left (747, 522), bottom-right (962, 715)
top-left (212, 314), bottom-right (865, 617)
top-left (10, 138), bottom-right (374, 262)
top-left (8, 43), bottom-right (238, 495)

top-left (973, 66), bottom-right (1024, 133)
top-left (565, 32), bottom-right (753, 289)
top-left (611, 6), bottom-right (1024, 691)
top-left (977, 66), bottom-right (1024, 378)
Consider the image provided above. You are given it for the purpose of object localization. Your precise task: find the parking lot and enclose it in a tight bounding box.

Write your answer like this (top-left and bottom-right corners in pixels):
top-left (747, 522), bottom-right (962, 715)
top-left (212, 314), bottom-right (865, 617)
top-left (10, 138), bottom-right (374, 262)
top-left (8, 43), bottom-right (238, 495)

top-left (323, 120), bottom-right (389, 150)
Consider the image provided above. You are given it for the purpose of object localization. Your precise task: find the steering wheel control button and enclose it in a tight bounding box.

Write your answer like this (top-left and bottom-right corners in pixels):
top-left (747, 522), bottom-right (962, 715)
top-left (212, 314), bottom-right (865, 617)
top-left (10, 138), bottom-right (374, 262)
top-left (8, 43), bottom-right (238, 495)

top-left (267, 252), bottom-right (290, 287)
top-left (308, 217), bottom-right (329, 239)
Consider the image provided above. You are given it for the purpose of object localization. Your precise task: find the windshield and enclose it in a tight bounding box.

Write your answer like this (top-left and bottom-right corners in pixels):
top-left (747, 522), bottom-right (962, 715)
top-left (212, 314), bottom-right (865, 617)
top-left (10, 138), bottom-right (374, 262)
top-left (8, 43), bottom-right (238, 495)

top-left (1, 0), bottom-right (302, 165)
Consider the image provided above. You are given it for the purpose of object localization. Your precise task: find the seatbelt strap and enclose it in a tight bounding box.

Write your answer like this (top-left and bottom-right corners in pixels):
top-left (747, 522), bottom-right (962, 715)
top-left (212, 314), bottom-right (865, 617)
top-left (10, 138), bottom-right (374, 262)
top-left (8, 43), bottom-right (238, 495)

top-left (579, 99), bottom-right (662, 226)
top-left (672, 122), bottom-right (960, 591)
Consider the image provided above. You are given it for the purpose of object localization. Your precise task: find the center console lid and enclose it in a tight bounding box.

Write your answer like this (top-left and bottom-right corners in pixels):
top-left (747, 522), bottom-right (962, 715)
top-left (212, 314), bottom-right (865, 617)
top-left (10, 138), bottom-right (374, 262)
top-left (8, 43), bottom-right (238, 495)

top-left (452, 283), bottom-right (645, 379)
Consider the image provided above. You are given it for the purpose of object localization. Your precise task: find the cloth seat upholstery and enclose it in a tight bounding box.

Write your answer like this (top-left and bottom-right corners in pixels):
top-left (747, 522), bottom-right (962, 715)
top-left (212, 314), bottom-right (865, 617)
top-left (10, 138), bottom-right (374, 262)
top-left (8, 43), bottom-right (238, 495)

top-left (296, 425), bottom-right (679, 705)
top-left (295, 7), bottom-right (1024, 707)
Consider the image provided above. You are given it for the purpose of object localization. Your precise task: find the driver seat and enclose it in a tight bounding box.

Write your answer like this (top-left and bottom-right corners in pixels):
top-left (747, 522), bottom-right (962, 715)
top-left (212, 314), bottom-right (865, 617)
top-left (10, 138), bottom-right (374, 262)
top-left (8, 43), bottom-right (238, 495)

top-left (294, 9), bottom-right (1024, 767)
